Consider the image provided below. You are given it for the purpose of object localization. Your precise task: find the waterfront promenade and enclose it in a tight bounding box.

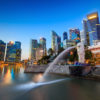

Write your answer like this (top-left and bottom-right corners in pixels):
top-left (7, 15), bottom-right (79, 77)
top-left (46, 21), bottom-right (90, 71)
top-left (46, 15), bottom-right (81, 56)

top-left (24, 64), bottom-right (100, 81)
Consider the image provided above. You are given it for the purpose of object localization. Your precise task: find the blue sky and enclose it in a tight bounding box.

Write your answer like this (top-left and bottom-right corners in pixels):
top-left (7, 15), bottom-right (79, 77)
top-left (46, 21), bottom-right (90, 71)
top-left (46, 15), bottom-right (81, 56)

top-left (0, 0), bottom-right (100, 59)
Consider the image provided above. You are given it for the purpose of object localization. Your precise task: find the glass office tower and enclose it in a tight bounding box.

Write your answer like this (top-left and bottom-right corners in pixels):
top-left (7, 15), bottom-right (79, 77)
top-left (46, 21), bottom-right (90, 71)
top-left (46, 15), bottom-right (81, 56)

top-left (6, 41), bottom-right (21, 62)
top-left (63, 32), bottom-right (68, 41)
top-left (82, 19), bottom-right (90, 45)
top-left (69, 28), bottom-right (80, 43)
top-left (51, 31), bottom-right (57, 52)
top-left (15, 41), bottom-right (21, 62)
top-left (39, 37), bottom-right (46, 55)
top-left (6, 41), bottom-right (16, 62)
top-left (0, 40), bottom-right (6, 61)
top-left (51, 31), bottom-right (61, 54)
top-left (87, 12), bottom-right (100, 45)
top-left (30, 39), bottom-right (38, 60)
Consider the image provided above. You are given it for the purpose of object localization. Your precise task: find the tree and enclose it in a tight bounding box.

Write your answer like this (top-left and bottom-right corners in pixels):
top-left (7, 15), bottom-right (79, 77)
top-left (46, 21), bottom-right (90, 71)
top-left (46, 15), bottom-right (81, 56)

top-left (85, 50), bottom-right (93, 60)
top-left (68, 48), bottom-right (78, 62)
top-left (58, 47), bottom-right (64, 54)
top-left (48, 48), bottom-right (54, 55)
top-left (37, 55), bottom-right (51, 64)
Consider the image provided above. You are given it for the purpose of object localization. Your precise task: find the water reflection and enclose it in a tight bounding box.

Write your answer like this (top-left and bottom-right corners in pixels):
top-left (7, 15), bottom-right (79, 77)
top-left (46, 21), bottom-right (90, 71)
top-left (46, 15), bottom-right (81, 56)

top-left (0, 65), bottom-right (24, 85)
top-left (0, 64), bottom-right (100, 100)
top-left (33, 74), bottom-right (43, 82)
top-left (0, 65), bottom-right (42, 100)
top-left (3, 68), bottom-right (12, 85)
top-left (0, 65), bottom-right (43, 86)
top-left (11, 68), bottom-right (15, 80)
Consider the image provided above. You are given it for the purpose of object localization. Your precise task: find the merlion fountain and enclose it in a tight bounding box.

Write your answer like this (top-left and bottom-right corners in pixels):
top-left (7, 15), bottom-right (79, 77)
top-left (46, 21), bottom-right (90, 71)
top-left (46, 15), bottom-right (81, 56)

top-left (40, 46), bottom-right (76, 82)
top-left (17, 44), bottom-right (95, 96)
top-left (40, 42), bottom-right (91, 82)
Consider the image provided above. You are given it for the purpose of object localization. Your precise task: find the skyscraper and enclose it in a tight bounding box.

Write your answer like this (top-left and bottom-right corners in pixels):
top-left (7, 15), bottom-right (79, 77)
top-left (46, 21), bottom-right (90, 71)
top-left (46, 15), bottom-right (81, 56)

top-left (63, 32), bottom-right (68, 41)
top-left (51, 31), bottom-right (57, 52)
top-left (39, 37), bottom-right (46, 55)
top-left (6, 41), bottom-right (16, 62)
top-left (57, 36), bottom-right (61, 50)
top-left (63, 40), bottom-right (76, 49)
top-left (82, 19), bottom-right (90, 45)
top-left (87, 12), bottom-right (100, 45)
top-left (30, 39), bottom-right (38, 61)
top-left (55, 36), bottom-right (61, 54)
top-left (5, 41), bottom-right (21, 62)
top-left (69, 28), bottom-right (80, 43)
top-left (51, 31), bottom-right (61, 54)
top-left (0, 40), bottom-right (6, 62)
top-left (36, 48), bottom-right (44, 61)
top-left (15, 41), bottom-right (21, 62)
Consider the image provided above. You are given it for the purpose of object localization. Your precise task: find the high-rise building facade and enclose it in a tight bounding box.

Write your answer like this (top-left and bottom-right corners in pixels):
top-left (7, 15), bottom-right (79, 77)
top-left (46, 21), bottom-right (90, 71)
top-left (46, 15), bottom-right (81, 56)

top-left (51, 31), bottom-right (61, 54)
top-left (0, 40), bottom-right (6, 61)
top-left (61, 42), bottom-right (63, 48)
top-left (6, 41), bottom-right (16, 62)
top-left (69, 28), bottom-right (80, 43)
top-left (63, 39), bottom-right (76, 49)
top-left (63, 32), bottom-right (68, 41)
top-left (57, 36), bottom-right (61, 51)
top-left (30, 38), bottom-right (47, 62)
top-left (39, 37), bottom-right (46, 55)
top-left (15, 41), bottom-right (21, 62)
top-left (6, 41), bottom-right (21, 62)
top-left (30, 39), bottom-right (38, 61)
top-left (36, 48), bottom-right (44, 61)
top-left (51, 31), bottom-right (57, 52)
top-left (87, 12), bottom-right (100, 45)
top-left (82, 19), bottom-right (90, 45)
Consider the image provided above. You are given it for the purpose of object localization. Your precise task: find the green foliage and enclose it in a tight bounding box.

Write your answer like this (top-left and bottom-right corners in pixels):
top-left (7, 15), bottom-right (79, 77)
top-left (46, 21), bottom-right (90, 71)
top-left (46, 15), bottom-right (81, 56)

top-left (85, 50), bottom-right (93, 60)
top-left (68, 48), bottom-right (78, 62)
top-left (58, 47), bottom-right (64, 54)
top-left (37, 55), bottom-right (51, 65)
top-left (48, 48), bottom-right (54, 55)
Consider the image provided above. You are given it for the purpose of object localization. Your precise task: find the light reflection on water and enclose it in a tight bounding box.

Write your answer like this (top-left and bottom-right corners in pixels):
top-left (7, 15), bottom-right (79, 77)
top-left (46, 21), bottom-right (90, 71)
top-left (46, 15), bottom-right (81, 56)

top-left (3, 69), bottom-right (12, 85)
top-left (0, 65), bottom-right (100, 100)
top-left (0, 65), bottom-right (43, 86)
top-left (0, 65), bottom-right (44, 100)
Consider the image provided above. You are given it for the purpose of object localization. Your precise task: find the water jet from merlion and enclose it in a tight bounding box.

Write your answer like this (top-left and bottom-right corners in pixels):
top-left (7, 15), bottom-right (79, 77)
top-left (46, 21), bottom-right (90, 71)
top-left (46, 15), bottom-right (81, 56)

top-left (39, 46), bottom-right (76, 82)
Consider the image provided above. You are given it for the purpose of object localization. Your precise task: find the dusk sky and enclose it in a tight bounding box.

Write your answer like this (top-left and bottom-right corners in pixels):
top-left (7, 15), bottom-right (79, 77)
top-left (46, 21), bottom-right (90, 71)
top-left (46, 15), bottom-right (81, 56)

top-left (0, 0), bottom-right (100, 60)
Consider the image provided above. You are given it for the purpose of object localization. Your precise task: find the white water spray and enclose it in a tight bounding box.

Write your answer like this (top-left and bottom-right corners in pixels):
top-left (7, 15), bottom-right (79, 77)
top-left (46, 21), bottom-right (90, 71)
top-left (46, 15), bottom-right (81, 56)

top-left (40, 46), bottom-right (76, 82)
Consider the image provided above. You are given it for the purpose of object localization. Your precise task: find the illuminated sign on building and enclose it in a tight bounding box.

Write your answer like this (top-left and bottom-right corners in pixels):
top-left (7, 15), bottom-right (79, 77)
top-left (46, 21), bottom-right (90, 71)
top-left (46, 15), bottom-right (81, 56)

top-left (87, 13), bottom-right (98, 20)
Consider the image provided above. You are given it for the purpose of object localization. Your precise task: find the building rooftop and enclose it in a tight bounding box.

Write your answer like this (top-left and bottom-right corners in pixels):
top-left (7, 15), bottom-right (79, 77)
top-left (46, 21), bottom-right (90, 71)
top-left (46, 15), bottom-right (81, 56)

top-left (87, 12), bottom-right (98, 20)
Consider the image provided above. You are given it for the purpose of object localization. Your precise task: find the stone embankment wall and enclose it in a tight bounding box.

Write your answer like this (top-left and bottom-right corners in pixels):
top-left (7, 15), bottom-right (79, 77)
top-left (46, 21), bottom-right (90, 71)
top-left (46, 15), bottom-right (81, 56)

top-left (25, 64), bottom-right (100, 77)
top-left (92, 67), bottom-right (100, 76)
top-left (48, 65), bottom-right (70, 75)
top-left (24, 65), bottom-right (48, 73)
top-left (24, 64), bottom-right (70, 74)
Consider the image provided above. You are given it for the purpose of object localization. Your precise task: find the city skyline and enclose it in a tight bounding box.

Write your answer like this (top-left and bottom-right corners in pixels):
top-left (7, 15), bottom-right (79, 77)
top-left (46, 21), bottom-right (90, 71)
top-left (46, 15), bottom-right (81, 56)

top-left (0, 0), bottom-right (100, 59)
